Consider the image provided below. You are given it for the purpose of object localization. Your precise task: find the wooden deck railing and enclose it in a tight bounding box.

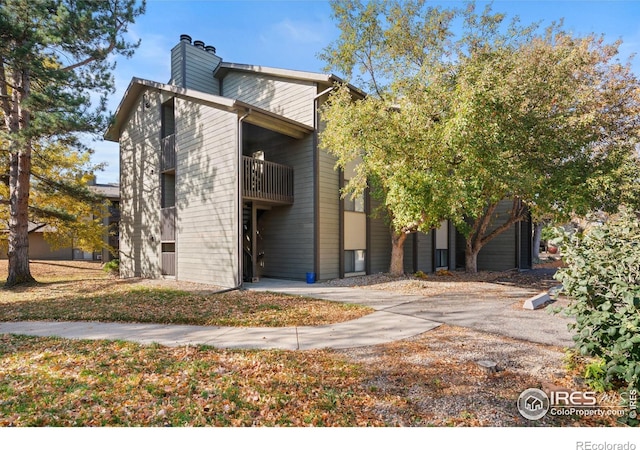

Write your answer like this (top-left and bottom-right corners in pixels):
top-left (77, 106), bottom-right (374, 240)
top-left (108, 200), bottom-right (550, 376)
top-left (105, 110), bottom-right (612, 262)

top-left (242, 156), bottom-right (293, 204)
top-left (161, 206), bottom-right (176, 242)
top-left (161, 134), bottom-right (176, 172)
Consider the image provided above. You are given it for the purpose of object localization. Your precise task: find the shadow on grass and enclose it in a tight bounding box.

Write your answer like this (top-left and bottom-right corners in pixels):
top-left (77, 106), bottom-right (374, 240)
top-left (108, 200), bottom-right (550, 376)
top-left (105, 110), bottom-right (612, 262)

top-left (0, 276), bottom-right (141, 293)
top-left (0, 283), bottom-right (373, 328)
top-left (29, 261), bottom-right (104, 271)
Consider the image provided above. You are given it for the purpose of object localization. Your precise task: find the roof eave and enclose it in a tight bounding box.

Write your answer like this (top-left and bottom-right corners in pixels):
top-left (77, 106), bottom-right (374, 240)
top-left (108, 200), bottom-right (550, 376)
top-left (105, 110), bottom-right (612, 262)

top-left (103, 78), bottom-right (314, 142)
top-left (212, 62), bottom-right (366, 100)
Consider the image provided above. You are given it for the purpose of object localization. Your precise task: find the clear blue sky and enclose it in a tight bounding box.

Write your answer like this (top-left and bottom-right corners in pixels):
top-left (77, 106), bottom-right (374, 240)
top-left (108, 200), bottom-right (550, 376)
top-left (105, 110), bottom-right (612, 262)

top-left (93, 0), bottom-right (640, 184)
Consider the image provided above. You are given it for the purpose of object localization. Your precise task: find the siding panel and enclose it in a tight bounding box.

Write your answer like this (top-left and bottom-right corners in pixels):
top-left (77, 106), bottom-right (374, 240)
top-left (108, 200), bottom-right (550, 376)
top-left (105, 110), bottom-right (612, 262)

top-left (119, 90), bottom-right (162, 278)
top-left (257, 134), bottom-right (315, 280)
top-left (416, 232), bottom-right (434, 273)
top-left (318, 147), bottom-right (340, 280)
top-left (174, 99), bottom-right (238, 287)
top-left (369, 198), bottom-right (392, 274)
top-left (477, 200), bottom-right (519, 271)
top-left (403, 233), bottom-right (414, 274)
top-left (223, 72), bottom-right (315, 126)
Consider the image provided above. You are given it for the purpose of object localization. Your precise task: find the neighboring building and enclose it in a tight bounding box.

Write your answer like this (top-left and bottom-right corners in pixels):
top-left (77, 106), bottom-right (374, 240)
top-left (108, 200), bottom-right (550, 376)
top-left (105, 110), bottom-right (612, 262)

top-left (88, 182), bottom-right (120, 262)
top-left (1, 223), bottom-right (75, 261)
top-left (105, 35), bottom-right (532, 288)
top-left (0, 182), bottom-right (120, 262)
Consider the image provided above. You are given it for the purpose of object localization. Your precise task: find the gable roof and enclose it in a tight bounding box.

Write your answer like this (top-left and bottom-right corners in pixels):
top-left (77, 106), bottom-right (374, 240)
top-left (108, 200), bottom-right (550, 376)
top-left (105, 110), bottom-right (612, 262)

top-left (214, 62), bottom-right (366, 99)
top-left (215, 62), bottom-right (335, 85)
top-left (104, 78), bottom-right (316, 142)
top-left (89, 183), bottom-right (120, 200)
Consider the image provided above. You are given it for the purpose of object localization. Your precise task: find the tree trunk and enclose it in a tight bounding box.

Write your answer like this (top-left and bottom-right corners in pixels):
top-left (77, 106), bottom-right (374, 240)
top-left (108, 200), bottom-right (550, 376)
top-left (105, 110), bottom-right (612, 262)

top-left (463, 199), bottom-right (527, 273)
top-left (532, 222), bottom-right (544, 263)
top-left (389, 230), bottom-right (407, 276)
top-left (5, 67), bottom-right (34, 287)
top-left (465, 241), bottom-right (478, 273)
top-left (6, 149), bottom-right (34, 286)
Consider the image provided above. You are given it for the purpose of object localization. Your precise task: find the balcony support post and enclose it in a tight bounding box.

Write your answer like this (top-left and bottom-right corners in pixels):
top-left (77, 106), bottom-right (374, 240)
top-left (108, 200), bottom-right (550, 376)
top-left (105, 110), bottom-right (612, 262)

top-left (251, 202), bottom-right (258, 282)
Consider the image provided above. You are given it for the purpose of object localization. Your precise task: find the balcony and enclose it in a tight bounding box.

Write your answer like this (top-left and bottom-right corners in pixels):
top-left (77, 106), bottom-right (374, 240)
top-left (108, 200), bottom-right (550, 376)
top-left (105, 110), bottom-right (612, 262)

top-left (161, 134), bottom-right (176, 172)
top-left (242, 156), bottom-right (293, 205)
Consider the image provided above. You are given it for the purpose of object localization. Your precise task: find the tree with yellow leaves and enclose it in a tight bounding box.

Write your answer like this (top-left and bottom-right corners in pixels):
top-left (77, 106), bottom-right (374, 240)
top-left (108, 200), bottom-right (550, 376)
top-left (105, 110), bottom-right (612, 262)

top-left (1, 0), bottom-right (144, 285)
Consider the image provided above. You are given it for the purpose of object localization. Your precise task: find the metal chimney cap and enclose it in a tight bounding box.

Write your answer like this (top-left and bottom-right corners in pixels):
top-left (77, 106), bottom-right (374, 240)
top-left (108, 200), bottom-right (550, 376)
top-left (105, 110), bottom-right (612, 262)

top-left (193, 40), bottom-right (205, 48)
top-left (180, 34), bottom-right (192, 44)
top-left (205, 45), bottom-right (216, 54)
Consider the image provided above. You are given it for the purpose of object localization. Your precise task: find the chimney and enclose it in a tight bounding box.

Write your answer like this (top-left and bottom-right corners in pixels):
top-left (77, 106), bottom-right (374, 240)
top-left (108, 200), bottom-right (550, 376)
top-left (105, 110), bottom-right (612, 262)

top-left (170, 34), bottom-right (222, 95)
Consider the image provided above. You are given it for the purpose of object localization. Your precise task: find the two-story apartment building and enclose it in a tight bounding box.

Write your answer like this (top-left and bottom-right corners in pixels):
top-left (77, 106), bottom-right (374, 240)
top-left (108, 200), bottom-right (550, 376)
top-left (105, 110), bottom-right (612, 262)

top-left (105, 35), bottom-right (532, 288)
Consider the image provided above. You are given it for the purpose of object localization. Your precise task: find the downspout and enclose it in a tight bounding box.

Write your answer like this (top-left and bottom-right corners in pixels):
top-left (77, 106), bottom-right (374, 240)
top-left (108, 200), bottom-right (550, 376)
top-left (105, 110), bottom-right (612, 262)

top-left (312, 86), bottom-right (335, 281)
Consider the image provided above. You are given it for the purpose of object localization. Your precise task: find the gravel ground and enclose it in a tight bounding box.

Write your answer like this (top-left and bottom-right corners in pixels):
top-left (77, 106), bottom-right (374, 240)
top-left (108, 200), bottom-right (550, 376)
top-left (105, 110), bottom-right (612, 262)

top-left (337, 324), bottom-right (620, 427)
top-left (325, 263), bottom-right (614, 426)
top-left (324, 266), bottom-right (561, 297)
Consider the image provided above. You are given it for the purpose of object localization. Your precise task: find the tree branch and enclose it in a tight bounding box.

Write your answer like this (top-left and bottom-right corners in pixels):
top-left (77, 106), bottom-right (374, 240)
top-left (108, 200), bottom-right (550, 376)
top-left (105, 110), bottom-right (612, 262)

top-left (480, 198), bottom-right (527, 246)
top-left (61, 2), bottom-right (126, 73)
top-left (28, 204), bottom-right (76, 222)
top-left (469, 202), bottom-right (498, 250)
top-left (60, 40), bottom-right (118, 72)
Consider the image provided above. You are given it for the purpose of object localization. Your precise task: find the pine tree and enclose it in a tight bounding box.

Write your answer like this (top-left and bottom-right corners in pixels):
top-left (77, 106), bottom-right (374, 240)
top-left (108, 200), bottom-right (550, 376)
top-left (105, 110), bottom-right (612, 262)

top-left (0, 0), bottom-right (145, 286)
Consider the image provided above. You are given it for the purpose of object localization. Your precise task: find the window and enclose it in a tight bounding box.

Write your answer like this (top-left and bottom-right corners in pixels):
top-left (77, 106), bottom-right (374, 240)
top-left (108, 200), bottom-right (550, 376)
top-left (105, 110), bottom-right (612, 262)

top-left (344, 250), bottom-right (366, 273)
top-left (343, 180), bottom-right (365, 212)
top-left (436, 249), bottom-right (448, 268)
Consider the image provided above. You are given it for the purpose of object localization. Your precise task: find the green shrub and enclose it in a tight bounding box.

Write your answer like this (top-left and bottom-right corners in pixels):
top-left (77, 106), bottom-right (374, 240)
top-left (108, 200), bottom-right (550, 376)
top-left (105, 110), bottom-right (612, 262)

top-left (554, 208), bottom-right (640, 394)
top-left (103, 259), bottom-right (119, 276)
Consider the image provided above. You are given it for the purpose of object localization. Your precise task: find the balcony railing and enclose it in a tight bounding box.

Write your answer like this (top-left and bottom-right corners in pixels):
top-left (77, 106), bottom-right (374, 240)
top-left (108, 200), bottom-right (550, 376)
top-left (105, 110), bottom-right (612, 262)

top-left (242, 156), bottom-right (293, 205)
top-left (161, 134), bottom-right (176, 172)
top-left (161, 206), bottom-right (176, 241)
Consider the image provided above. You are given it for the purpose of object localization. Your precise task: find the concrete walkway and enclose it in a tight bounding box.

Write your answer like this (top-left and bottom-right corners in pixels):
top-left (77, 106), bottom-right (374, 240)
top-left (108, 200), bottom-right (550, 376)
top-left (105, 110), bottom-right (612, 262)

top-left (248, 278), bottom-right (574, 347)
top-left (0, 277), bottom-right (574, 349)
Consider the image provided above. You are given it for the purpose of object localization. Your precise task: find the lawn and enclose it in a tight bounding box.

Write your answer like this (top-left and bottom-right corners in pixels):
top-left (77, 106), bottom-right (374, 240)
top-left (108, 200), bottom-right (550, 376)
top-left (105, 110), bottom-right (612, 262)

top-left (0, 334), bottom-right (381, 426)
top-left (0, 260), bottom-right (627, 427)
top-left (0, 261), bottom-right (372, 327)
top-left (0, 328), bottom-right (625, 427)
